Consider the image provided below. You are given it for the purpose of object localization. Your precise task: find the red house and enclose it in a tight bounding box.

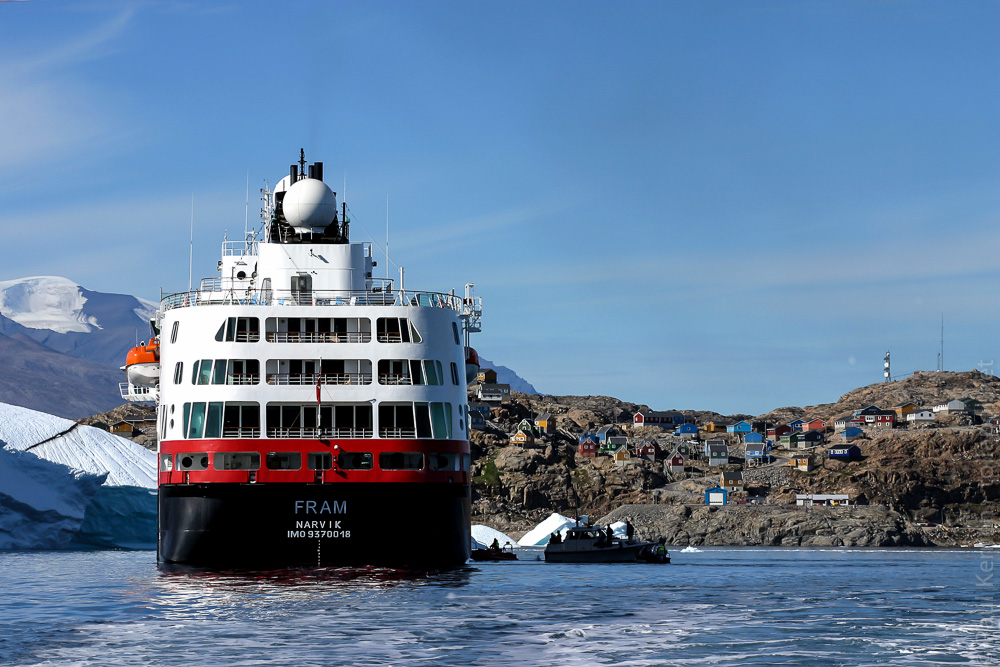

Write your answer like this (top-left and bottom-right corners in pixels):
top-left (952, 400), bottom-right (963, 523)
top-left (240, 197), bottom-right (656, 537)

top-left (578, 440), bottom-right (597, 458)
top-left (802, 419), bottom-right (826, 431)
top-left (767, 424), bottom-right (792, 438)
top-left (635, 442), bottom-right (658, 461)
top-left (667, 450), bottom-right (685, 473)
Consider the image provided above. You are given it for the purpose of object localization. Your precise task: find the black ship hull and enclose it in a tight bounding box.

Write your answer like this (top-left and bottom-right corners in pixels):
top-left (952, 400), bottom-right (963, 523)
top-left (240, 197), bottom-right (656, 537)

top-left (158, 482), bottom-right (471, 568)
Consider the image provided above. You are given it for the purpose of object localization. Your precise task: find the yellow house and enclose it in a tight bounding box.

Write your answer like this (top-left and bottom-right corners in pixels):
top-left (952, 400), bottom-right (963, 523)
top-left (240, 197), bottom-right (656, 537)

top-left (704, 421), bottom-right (728, 433)
top-left (614, 449), bottom-right (632, 466)
top-left (789, 455), bottom-right (813, 472)
top-left (534, 413), bottom-right (554, 434)
top-left (893, 402), bottom-right (918, 420)
top-left (510, 430), bottom-right (536, 447)
top-left (477, 368), bottom-right (498, 384)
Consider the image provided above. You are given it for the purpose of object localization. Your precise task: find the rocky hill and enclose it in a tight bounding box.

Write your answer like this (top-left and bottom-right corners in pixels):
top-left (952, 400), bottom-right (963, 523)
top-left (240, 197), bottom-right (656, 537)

top-left (471, 372), bottom-right (1000, 546)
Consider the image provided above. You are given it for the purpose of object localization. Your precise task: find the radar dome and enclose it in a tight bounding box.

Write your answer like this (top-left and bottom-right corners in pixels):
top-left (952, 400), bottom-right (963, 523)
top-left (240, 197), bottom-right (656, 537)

top-left (282, 179), bottom-right (337, 232)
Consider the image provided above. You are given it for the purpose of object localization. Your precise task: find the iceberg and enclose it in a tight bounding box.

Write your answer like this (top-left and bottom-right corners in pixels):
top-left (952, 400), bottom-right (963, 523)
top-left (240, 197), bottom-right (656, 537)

top-left (471, 525), bottom-right (518, 549)
top-left (0, 402), bottom-right (157, 550)
top-left (517, 512), bottom-right (577, 546)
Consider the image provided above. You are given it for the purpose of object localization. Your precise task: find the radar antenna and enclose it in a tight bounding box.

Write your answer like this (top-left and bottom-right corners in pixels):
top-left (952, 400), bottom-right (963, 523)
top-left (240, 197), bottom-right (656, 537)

top-left (298, 148), bottom-right (307, 178)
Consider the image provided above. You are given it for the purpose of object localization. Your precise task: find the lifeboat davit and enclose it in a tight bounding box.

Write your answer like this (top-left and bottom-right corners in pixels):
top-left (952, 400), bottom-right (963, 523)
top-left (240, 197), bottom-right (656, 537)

top-left (465, 346), bottom-right (480, 385)
top-left (124, 338), bottom-right (160, 387)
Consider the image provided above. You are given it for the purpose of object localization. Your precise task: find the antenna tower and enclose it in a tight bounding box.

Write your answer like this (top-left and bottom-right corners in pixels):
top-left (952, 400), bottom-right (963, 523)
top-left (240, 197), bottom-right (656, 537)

top-left (883, 350), bottom-right (891, 382)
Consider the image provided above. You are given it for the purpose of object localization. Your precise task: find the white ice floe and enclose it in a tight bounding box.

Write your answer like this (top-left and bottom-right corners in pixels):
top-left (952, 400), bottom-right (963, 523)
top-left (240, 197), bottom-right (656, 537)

top-left (517, 512), bottom-right (577, 546)
top-left (0, 402), bottom-right (157, 550)
top-left (680, 546), bottom-right (702, 553)
top-left (471, 525), bottom-right (518, 549)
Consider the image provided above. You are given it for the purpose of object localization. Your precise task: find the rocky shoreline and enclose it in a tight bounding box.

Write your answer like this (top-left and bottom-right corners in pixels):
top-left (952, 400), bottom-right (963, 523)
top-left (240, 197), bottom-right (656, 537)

top-left (594, 504), bottom-right (936, 547)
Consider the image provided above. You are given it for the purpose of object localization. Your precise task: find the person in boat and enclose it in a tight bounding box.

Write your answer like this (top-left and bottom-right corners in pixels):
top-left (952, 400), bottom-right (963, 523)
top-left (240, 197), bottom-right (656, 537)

top-left (626, 521), bottom-right (635, 541)
top-left (490, 538), bottom-right (500, 551)
top-left (606, 526), bottom-right (614, 542)
top-left (550, 532), bottom-right (561, 544)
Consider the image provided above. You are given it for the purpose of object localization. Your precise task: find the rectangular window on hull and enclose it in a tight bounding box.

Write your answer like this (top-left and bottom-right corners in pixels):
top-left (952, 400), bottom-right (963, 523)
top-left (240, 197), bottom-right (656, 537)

top-left (176, 453), bottom-right (209, 471)
top-left (378, 452), bottom-right (423, 470)
top-left (308, 452), bottom-right (333, 471)
top-left (266, 452), bottom-right (301, 470)
top-left (159, 453), bottom-right (173, 472)
top-left (338, 452), bottom-right (373, 470)
top-left (378, 402), bottom-right (453, 439)
top-left (170, 321), bottom-right (179, 344)
top-left (173, 362), bottom-right (184, 385)
top-left (428, 452), bottom-right (460, 471)
top-left (214, 452), bottom-right (261, 471)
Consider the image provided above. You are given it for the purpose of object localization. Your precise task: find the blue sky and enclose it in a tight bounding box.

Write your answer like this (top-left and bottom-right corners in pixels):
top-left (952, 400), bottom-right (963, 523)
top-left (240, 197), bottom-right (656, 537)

top-left (2, 1), bottom-right (1000, 415)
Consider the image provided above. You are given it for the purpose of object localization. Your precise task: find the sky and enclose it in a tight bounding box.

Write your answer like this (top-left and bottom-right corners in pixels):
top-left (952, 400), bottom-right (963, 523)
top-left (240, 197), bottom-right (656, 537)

top-left (2, 1), bottom-right (1000, 415)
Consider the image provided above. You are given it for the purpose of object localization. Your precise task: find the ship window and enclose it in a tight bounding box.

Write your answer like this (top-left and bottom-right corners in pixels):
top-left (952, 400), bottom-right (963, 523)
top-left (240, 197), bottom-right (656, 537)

top-left (216, 317), bottom-right (260, 342)
top-left (214, 452), bottom-right (260, 471)
top-left (205, 402), bottom-right (223, 438)
top-left (188, 402), bottom-right (206, 438)
top-left (379, 403), bottom-right (416, 438)
top-left (378, 359), bottom-right (410, 385)
top-left (378, 452), bottom-right (423, 470)
top-left (176, 453), bottom-right (209, 471)
top-left (195, 360), bottom-right (213, 385)
top-left (429, 452), bottom-right (459, 471)
top-left (182, 403), bottom-right (190, 437)
top-left (266, 452), bottom-right (301, 470)
top-left (338, 452), bottom-right (373, 470)
top-left (430, 402), bottom-right (450, 439)
top-left (173, 362), bottom-right (183, 385)
top-left (425, 361), bottom-right (441, 386)
top-left (452, 322), bottom-right (460, 345)
top-left (415, 402), bottom-right (432, 438)
top-left (223, 403), bottom-right (260, 437)
top-left (170, 321), bottom-right (179, 344)
top-left (212, 360), bottom-right (227, 385)
top-left (451, 362), bottom-right (459, 385)
top-left (159, 453), bottom-right (173, 472)
top-left (308, 452), bottom-right (333, 470)
top-left (462, 453), bottom-right (471, 471)
top-left (376, 318), bottom-right (421, 343)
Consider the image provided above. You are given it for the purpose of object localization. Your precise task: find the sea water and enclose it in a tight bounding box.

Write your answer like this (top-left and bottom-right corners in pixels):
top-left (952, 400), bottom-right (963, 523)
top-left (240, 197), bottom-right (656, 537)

top-left (0, 547), bottom-right (997, 666)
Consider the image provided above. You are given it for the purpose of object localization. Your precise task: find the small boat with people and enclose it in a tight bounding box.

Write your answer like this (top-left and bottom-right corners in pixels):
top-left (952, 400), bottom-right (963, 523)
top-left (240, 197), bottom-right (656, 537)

top-left (544, 521), bottom-right (670, 564)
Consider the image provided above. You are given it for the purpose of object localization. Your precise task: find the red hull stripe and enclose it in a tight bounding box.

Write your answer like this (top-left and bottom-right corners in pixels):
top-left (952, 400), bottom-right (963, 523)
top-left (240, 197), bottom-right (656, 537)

top-left (159, 438), bottom-right (471, 485)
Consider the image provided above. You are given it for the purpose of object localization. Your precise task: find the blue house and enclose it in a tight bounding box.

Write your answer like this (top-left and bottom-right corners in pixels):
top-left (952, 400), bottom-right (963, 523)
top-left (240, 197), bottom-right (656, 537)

top-left (745, 441), bottom-right (770, 465)
top-left (788, 419), bottom-right (805, 431)
top-left (828, 444), bottom-right (862, 461)
top-left (595, 425), bottom-right (618, 443)
top-left (840, 426), bottom-right (863, 442)
top-left (727, 421), bottom-right (752, 434)
top-left (744, 432), bottom-right (765, 444)
top-left (579, 431), bottom-right (600, 446)
top-left (705, 486), bottom-right (728, 505)
top-left (675, 423), bottom-right (698, 436)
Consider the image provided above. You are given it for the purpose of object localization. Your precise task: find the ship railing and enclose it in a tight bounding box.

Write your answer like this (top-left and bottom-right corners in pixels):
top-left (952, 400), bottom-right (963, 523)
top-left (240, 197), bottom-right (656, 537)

top-left (221, 240), bottom-right (257, 257)
top-left (226, 374), bottom-right (260, 385)
top-left (377, 373), bottom-right (412, 385)
top-left (266, 373), bottom-right (372, 386)
top-left (266, 427), bottom-right (374, 439)
top-left (265, 331), bottom-right (372, 344)
top-left (161, 288), bottom-right (463, 312)
top-left (119, 382), bottom-right (157, 403)
top-left (222, 427), bottom-right (261, 438)
top-left (379, 427), bottom-right (417, 438)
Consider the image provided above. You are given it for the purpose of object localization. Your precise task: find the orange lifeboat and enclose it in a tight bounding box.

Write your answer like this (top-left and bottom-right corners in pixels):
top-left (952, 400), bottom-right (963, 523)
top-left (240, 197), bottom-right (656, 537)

top-left (124, 338), bottom-right (160, 387)
top-left (465, 346), bottom-right (480, 385)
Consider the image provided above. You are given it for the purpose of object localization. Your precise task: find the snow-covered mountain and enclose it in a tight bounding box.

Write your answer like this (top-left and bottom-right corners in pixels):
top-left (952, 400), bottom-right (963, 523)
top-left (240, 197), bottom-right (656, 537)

top-left (0, 276), bottom-right (158, 367)
top-left (0, 277), bottom-right (158, 416)
top-left (0, 402), bottom-right (156, 550)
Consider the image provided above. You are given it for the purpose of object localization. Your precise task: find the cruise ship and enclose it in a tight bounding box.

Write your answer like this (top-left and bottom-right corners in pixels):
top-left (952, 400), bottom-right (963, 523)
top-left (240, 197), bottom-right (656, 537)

top-left (123, 151), bottom-right (482, 568)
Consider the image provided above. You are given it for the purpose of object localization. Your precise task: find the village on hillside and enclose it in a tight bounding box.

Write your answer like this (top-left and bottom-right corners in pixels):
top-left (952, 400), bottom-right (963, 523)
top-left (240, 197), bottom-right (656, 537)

top-left (468, 368), bottom-right (1000, 519)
